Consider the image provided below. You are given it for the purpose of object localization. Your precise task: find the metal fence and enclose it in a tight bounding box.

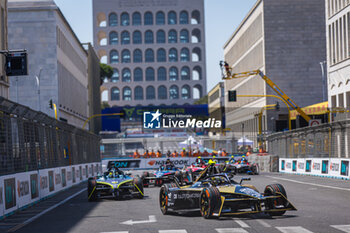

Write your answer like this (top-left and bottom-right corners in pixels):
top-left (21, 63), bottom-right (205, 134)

top-left (101, 136), bottom-right (237, 158)
top-left (267, 119), bottom-right (350, 158)
top-left (0, 97), bottom-right (100, 176)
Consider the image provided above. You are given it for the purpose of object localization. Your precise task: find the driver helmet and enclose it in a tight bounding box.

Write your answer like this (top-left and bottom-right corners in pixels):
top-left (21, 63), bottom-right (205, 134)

top-left (208, 159), bottom-right (216, 165)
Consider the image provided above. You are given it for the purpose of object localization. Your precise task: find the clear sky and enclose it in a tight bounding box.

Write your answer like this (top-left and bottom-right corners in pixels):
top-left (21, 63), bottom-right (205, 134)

top-left (54, 0), bottom-right (257, 92)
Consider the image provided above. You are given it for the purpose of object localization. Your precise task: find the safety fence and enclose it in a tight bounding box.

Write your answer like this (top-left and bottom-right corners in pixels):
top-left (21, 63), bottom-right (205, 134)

top-left (267, 119), bottom-right (350, 159)
top-left (101, 136), bottom-right (237, 158)
top-left (0, 97), bottom-right (101, 176)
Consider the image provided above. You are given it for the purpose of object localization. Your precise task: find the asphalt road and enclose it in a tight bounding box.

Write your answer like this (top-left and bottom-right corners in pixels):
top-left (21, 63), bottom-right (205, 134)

top-left (1, 172), bottom-right (350, 233)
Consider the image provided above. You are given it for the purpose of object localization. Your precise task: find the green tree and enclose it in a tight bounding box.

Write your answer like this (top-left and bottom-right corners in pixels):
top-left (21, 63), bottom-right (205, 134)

top-left (101, 101), bottom-right (110, 110)
top-left (100, 63), bottom-right (113, 85)
top-left (194, 95), bottom-right (208, 105)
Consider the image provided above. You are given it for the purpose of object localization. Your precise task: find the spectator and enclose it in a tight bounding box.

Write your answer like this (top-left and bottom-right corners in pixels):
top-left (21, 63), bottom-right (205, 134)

top-left (172, 150), bottom-right (178, 157)
top-left (133, 150), bottom-right (140, 158)
top-left (143, 150), bottom-right (149, 158)
top-left (156, 150), bottom-right (162, 158)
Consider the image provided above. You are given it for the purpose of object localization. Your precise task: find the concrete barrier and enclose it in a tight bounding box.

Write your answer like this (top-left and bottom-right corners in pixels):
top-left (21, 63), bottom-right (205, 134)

top-left (0, 162), bottom-right (102, 218)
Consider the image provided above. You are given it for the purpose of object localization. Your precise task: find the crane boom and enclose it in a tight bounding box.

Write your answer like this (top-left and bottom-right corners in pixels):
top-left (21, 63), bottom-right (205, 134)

top-left (220, 61), bottom-right (311, 123)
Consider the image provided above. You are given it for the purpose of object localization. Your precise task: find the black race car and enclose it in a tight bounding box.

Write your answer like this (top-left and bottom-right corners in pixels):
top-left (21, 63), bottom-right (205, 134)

top-left (220, 157), bottom-right (259, 175)
top-left (159, 165), bottom-right (296, 218)
top-left (87, 166), bottom-right (144, 201)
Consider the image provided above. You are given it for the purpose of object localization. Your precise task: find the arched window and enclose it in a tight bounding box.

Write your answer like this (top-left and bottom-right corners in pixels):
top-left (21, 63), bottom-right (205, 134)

top-left (101, 89), bottom-right (108, 101)
top-left (121, 49), bottom-right (131, 63)
top-left (133, 31), bottom-right (142, 44)
top-left (132, 12), bottom-right (141, 25)
top-left (145, 30), bottom-right (154, 44)
top-left (133, 49), bottom-right (142, 63)
top-left (180, 48), bottom-right (190, 62)
top-left (145, 49), bottom-right (154, 62)
top-left (192, 29), bottom-right (201, 43)
top-left (123, 87), bottom-right (132, 101)
top-left (157, 67), bottom-right (167, 81)
top-left (182, 85), bottom-right (190, 99)
top-left (191, 10), bottom-right (200, 24)
top-left (181, 67), bottom-right (190, 80)
top-left (158, 86), bottom-right (167, 99)
top-left (122, 68), bottom-right (131, 82)
top-left (109, 31), bottom-right (118, 45)
top-left (144, 12), bottom-right (153, 25)
top-left (169, 85), bottom-right (179, 99)
top-left (193, 85), bottom-right (202, 99)
top-left (111, 69), bottom-right (119, 82)
top-left (180, 11), bottom-right (188, 24)
top-left (110, 50), bottom-right (119, 64)
top-left (157, 48), bottom-right (166, 62)
top-left (121, 31), bottom-right (130, 44)
top-left (97, 13), bottom-right (107, 27)
top-left (121, 12), bottom-right (130, 26)
top-left (180, 29), bottom-right (189, 43)
top-left (168, 30), bottom-right (177, 43)
top-left (169, 67), bottom-right (178, 81)
top-left (168, 11), bottom-right (177, 24)
top-left (146, 86), bottom-right (156, 100)
top-left (111, 87), bottom-right (120, 100)
top-left (134, 68), bottom-right (143, 82)
top-left (146, 67), bottom-right (155, 81)
top-left (134, 86), bottom-right (143, 100)
top-left (169, 48), bottom-right (178, 62)
top-left (192, 47), bottom-right (201, 61)
top-left (193, 66), bottom-right (202, 80)
top-left (98, 31), bottom-right (107, 46)
top-left (156, 11), bottom-right (165, 25)
top-left (157, 30), bottom-right (166, 43)
top-left (109, 13), bottom-right (118, 26)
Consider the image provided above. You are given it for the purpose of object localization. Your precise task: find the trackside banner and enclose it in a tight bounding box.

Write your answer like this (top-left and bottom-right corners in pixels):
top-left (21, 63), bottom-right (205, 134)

top-left (279, 158), bottom-right (350, 179)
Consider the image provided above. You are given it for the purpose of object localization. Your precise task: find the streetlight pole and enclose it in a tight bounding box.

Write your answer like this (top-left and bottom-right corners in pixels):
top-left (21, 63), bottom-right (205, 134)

top-left (320, 61), bottom-right (327, 102)
top-left (35, 68), bottom-right (43, 112)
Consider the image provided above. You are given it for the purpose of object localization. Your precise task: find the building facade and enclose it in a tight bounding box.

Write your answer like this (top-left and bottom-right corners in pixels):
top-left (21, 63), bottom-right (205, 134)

top-left (93, 0), bottom-right (206, 107)
top-left (224, 0), bottom-right (327, 146)
top-left (326, 0), bottom-right (350, 116)
top-left (8, 0), bottom-right (89, 128)
top-left (208, 82), bottom-right (225, 136)
top-left (0, 0), bottom-right (8, 98)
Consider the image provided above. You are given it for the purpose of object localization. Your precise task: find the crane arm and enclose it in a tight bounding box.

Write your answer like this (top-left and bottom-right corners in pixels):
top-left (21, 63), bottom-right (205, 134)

top-left (220, 61), bottom-right (311, 123)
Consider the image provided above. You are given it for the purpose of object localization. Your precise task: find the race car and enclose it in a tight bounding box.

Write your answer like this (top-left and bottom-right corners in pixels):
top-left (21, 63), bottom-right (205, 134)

top-left (182, 157), bottom-right (207, 180)
top-left (87, 166), bottom-right (144, 201)
top-left (159, 165), bottom-right (296, 218)
top-left (142, 159), bottom-right (192, 187)
top-left (221, 157), bottom-right (259, 175)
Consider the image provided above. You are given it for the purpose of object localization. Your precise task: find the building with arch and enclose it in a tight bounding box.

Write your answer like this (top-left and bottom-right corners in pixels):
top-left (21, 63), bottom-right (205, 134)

top-left (93, 0), bottom-right (206, 107)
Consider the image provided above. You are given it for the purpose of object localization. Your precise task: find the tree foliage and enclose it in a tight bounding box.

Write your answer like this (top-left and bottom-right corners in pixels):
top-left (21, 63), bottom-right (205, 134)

top-left (100, 63), bottom-right (113, 85)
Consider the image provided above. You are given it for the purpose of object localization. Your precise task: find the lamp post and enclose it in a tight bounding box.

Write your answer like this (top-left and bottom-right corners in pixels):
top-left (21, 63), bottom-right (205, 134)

top-left (35, 68), bottom-right (43, 112)
top-left (320, 61), bottom-right (327, 102)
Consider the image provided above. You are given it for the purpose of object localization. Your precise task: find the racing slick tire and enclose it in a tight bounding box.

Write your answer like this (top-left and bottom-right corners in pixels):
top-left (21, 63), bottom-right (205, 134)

top-left (87, 178), bottom-right (97, 202)
top-left (142, 172), bottom-right (150, 187)
top-left (251, 164), bottom-right (259, 175)
top-left (133, 177), bottom-right (144, 199)
top-left (159, 183), bottom-right (176, 215)
top-left (200, 187), bottom-right (222, 219)
top-left (264, 184), bottom-right (288, 216)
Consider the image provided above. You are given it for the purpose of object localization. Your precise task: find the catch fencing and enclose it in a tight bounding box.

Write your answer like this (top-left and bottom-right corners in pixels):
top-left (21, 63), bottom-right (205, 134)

top-left (267, 119), bottom-right (350, 159)
top-left (0, 97), bottom-right (101, 176)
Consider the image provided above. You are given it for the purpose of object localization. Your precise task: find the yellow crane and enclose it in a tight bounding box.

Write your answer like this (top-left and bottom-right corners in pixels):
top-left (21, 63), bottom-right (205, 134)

top-left (220, 61), bottom-right (311, 123)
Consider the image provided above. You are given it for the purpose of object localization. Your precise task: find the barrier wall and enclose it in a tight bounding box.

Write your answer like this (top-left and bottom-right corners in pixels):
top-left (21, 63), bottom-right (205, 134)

top-left (0, 162), bottom-right (102, 218)
top-left (279, 158), bottom-right (350, 180)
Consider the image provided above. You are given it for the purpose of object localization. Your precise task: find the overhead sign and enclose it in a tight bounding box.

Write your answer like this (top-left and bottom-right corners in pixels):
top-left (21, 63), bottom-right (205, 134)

top-left (309, 119), bottom-right (321, 127)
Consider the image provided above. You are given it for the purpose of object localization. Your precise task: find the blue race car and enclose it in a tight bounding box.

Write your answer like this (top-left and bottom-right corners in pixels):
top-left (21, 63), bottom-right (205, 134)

top-left (87, 166), bottom-right (144, 201)
top-left (142, 159), bottom-right (191, 187)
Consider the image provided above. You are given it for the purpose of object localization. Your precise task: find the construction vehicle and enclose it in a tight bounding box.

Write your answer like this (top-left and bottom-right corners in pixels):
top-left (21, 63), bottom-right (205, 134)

top-left (219, 61), bottom-right (311, 123)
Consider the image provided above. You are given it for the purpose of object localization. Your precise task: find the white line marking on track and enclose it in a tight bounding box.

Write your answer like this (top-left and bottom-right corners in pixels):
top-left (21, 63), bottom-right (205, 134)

top-left (216, 228), bottom-right (249, 233)
top-left (331, 225), bottom-right (350, 233)
top-left (265, 175), bottom-right (350, 192)
top-left (256, 219), bottom-right (271, 227)
top-left (233, 219), bottom-right (250, 228)
top-left (7, 188), bottom-right (87, 232)
top-left (276, 226), bottom-right (314, 233)
top-left (159, 230), bottom-right (187, 233)
top-left (100, 232), bottom-right (128, 233)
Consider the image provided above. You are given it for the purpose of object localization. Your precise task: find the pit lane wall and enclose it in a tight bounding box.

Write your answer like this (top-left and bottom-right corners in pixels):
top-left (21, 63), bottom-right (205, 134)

top-left (279, 158), bottom-right (350, 180)
top-left (101, 154), bottom-right (278, 172)
top-left (0, 162), bottom-right (102, 219)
